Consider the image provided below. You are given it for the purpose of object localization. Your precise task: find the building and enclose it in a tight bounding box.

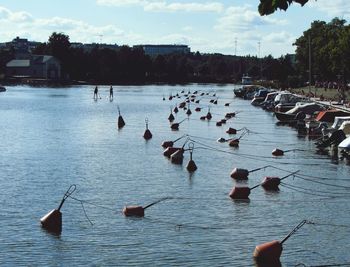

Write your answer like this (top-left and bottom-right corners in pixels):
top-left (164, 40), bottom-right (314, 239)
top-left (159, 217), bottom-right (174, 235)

top-left (6, 55), bottom-right (61, 79)
top-left (0, 37), bottom-right (41, 59)
top-left (133, 44), bottom-right (190, 57)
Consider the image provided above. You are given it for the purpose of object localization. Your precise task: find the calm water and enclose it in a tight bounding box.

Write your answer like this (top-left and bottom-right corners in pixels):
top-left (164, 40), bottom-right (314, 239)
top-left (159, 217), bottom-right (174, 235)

top-left (0, 84), bottom-right (349, 267)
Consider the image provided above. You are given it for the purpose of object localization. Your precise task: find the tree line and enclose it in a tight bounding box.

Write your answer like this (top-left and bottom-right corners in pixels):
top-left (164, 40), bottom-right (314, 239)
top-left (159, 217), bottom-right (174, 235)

top-left (1, 17), bottom-right (349, 87)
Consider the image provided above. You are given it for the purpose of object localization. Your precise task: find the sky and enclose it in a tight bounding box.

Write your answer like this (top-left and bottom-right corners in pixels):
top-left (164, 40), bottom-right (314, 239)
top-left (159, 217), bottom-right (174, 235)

top-left (0, 0), bottom-right (349, 57)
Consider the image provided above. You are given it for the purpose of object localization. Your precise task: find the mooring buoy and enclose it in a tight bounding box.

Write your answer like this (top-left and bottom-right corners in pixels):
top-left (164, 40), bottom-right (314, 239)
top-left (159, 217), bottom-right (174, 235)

top-left (195, 107), bottom-right (201, 112)
top-left (253, 220), bottom-right (310, 263)
top-left (117, 106), bottom-right (126, 129)
top-left (161, 135), bottom-right (186, 148)
top-left (229, 139), bottom-right (239, 147)
top-left (261, 171), bottom-right (299, 191)
top-left (163, 147), bottom-right (181, 158)
top-left (123, 197), bottom-right (170, 217)
top-left (206, 109), bottom-right (212, 120)
top-left (170, 148), bottom-right (184, 164)
top-left (40, 185), bottom-right (76, 234)
top-left (216, 121), bottom-right (222, 127)
top-left (226, 127), bottom-right (237, 134)
top-left (230, 166), bottom-right (271, 180)
top-left (272, 148), bottom-right (284, 156)
top-left (174, 106), bottom-right (179, 113)
top-left (168, 108), bottom-right (175, 122)
top-left (186, 142), bottom-right (197, 172)
top-left (143, 118), bottom-right (152, 140)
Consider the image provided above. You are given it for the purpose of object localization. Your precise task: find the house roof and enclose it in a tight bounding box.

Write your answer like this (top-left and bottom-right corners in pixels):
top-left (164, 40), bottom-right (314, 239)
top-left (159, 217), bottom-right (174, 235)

top-left (6, 59), bottom-right (30, 67)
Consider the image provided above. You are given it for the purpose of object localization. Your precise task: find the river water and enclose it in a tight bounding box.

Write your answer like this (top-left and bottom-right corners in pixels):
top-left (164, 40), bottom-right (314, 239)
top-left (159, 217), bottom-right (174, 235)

top-left (0, 84), bottom-right (349, 266)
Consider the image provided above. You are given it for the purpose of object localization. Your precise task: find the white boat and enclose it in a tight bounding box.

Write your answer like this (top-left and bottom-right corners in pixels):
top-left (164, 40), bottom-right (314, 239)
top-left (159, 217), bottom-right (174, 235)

top-left (241, 74), bottom-right (252, 85)
top-left (338, 136), bottom-right (350, 150)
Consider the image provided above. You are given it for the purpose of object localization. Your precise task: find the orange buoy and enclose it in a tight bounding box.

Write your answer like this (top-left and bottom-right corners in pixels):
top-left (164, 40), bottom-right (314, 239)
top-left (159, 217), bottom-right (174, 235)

top-left (253, 240), bottom-right (282, 263)
top-left (261, 177), bottom-right (280, 190)
top-left (195, 107), bottom-right (201, 112)
top-left (272, 148), bottom-right (284, 156)
top-left (174, 106), bottom-right (179, 113)
top-left (163, 147), bottom-right (181, 158)
top-left (216, 121), bottom-right (222, 126)
top-left (179, 102), bottom-right (186, 108)
top-left (161, 141), bottom-right (174, 148)
top-left (168, 113), bottom-right (175, 122)
top-left (186, 143), bottom-right (197, 172)
top-left (170, 149), bottom-right (184, 164)
top-left (221, 119), bottom-right (227, 124)
top-left (117, 107), bottom-right (126, 129)
top-left (123, 205), bottom-right (145, 217)
top-left (230, 168), bottom-right (249, 180)
top-left (186, 109), bottom-right (192, 116)
top-left (200, 116), bottom-right (206, 120)
top-left (229, 139), bottom-right (239, 147)
top-left (143, 118), bottom-right (152, 140)
top-left (171, 123), bottom-right (179, 130)
top-left (229, 186), bottom-right (251, 199)
top-left (206, 112), bottom-right (212, 120)
top-left (226, 127), bottom-right (237, 134)
top-left (40, 185), bottom-right (76, 234)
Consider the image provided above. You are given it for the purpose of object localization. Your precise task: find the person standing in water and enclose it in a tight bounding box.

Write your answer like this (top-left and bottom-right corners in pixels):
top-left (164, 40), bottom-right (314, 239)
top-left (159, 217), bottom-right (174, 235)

top-left (94, 86), bottom-right (98, 100)
top-left (109, 85), bottom-right (113, 101)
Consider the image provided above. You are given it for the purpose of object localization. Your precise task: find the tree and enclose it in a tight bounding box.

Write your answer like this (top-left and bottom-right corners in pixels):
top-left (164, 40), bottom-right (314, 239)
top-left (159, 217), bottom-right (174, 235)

top-left (258, 0), bottom-right (309, 15)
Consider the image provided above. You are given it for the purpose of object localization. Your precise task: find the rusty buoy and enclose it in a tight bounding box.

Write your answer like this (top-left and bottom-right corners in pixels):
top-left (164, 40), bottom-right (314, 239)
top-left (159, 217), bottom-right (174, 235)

top-left (186, 109), bottom-right (192, 116)
top-left (170, 149), bottom-right (184, 164)
top-left (162, 141), bottom-right (174, 148)
top-left (225, 112), bottom-right (236, 118)
top-left (200, 116), bottom-right (206, 120)
top-left (186, 143), bottom-right (197, 172)
top-left (226, 127), bottom-right (237, 134)
top-left (272, 148), bottom-right (284, 156)
top-left (221, 119), bottom-right (227, 124)
top-left (253, 240), bottom-right (282, 264)
top-left (171, 123), bottom-right (179, 130)
top-left (123, 197), bottom-right (170, 217)
top-left (261, 177), bottom-right (280, 190)
top-left (168, 113), bottom-right (175, 122)
top-left (143, 118), bottom-right (152, 140)
top-left (229, 139), bottom-right (239, 147)
top-left (174, 106), bottom-right (179, 113)
top-left (206, 111), bottom-right (212, 120)
top-left (195, 100), bottom-right (200, 104)
top-left (195, 107), bottom-right (201, 112)
top-left (179, 102), bottom-right (186, 108)
top-left (163, 147), bottom-right (181, 158)
top-left (40, 185), bottom-right (76, 234)
top-left (229, 186), bottom-right (251, 199)
top-left (216, 121), bottom-right (222, 127)
top-left (224, 103), bottom-right (230, 106)
top-left (117, 107), bottom-right (126, 129)
top-left (230, 168), bottom-right (249, 180)
top-left (253, 220), bottom-right (309, 264)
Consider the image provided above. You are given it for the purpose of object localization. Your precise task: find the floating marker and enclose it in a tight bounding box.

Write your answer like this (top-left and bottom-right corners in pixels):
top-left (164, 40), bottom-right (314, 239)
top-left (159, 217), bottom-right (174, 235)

top-left (195, 100), bottom-right (200, 104)
top-left (221, 119), bottom-right (226, 124)
top-left (195, 107), bottom-right (201, 112)
top-left (253, 220), bottom-right (310, 263)
top-left (117, 106), bottom-right (126, 129)
top-left (163, 147), bottom-right (181, 158)
top-left (230, 166), bottom-right (271, 180)
top-left (200, 116), bottom-right (206, 120)
top-left (225, 112), bottom-right (236, 118)
top-left (179, 102), bottom-right (186, 108)
top-left (174, 106), bottom-right (179, 113)
top-left (170, 118), bottom-right (187, 131)
top-left (217, 137), bottom-right (226, 143)
top-left (40, 185), bottom-right (76, 234)
top-left (123, 197), bottom-right (170, 217)
top-left (168, 108), bottom-right (175, 122)
top-left (170, 148), bottom-right (184, 164)
top-left (261, 171), bottom-right (299, 191)
top-left (186, 142), bottom-right (197, 172)
top-left (206, 109), bottom-right (212, 120)
top-left (229, 186), bottom-right (251, 199)
top-left (272, 148), bottom-right (284, 156)
top-left (213, 99), bottom-right (218, 105)
top-left (143, 118), bottom-right (152, 140)
top-left (169, 95), bottom-right (173, 100)
top-left (226, 127), bottom-right (237, 134)
top-left (216, 121), bottom-right (222, 127)
top-left (161, 135), bottom-right (186, 148)
top-left (224, 103), bottom-right (230, 106)
top-left (229, 139), bottom-right (239, 147)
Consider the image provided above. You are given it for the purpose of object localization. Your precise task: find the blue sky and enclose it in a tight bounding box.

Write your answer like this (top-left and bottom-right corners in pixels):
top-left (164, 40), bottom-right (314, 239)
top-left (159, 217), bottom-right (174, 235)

top-left (0, 0), bottom-right (349, 57)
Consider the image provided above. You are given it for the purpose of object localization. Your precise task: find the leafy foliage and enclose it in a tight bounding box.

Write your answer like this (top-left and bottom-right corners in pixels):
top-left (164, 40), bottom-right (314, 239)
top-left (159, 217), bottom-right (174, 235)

top-left (258, 0), bottom-right (309, 15)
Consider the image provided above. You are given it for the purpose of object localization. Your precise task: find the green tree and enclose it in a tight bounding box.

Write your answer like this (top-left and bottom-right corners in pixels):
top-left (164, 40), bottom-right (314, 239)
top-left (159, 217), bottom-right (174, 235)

top-left (258, 0), bottom-right (309, 15)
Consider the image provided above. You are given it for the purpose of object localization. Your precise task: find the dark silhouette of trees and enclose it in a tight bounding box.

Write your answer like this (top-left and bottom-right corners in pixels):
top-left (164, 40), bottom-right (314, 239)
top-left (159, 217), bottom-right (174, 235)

top-left (258, 0), bottom-right (309, 15)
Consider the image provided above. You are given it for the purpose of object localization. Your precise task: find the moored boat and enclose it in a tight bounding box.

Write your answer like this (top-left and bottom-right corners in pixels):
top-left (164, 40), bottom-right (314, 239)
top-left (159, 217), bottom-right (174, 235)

top-left (0, 85), bottom-right (6, 92)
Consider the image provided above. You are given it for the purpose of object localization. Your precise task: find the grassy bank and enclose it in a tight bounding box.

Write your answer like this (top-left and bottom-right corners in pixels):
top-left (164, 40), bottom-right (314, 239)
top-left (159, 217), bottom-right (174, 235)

top-left (290, 86), bottom-right (350, 103)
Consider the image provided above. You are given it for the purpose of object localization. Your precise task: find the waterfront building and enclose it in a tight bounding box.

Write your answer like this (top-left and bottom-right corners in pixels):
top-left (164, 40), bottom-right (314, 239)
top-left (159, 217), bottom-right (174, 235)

top-left (133, 44), bottom-right (190, 57)
top-left (6, 55), bottom-right (61, 79)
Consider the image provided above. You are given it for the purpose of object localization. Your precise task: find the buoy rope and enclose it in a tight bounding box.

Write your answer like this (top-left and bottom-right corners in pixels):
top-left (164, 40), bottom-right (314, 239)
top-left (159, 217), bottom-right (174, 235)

top-left (250, 170), bottom-right (299, 191)
top-left (280, 219), bottom-right (313, 244)
top-left (57, 184), bottom-right (76, 211)
top-left (143, 197), bottom-right (173, 210)
top-left (188, 138), bottom-right (324, 166)
top-left (280, 182), bottom-right (350, 198)
top-left (68, 196), bottom-right (116, 211)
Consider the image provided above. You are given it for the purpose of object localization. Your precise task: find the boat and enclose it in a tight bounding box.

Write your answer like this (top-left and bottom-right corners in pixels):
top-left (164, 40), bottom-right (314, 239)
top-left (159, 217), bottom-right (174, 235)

top-left (0, 85), bottom-right (6, 92)
top-left (234, 85), bottom-right (259, 99)
top-left (241, 74), bottom-right (252, 85)
top-left (339, 136), bottom-right (350, 150)
top-left (315, 110), bottom-right (350, 123)
top-left (275, 102), bottom-right (325, 122)
top-left (251, 89), bottom-right (270, 106)
top-left (273, 92), bottom-right (308, 112)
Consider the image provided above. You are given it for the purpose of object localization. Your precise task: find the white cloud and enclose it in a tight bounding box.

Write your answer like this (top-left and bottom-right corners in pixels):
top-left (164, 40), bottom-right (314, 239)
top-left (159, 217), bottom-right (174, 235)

top-left (0, 6), bottom-right (33, 22)
top-left (307, 0), bottom-right (350, 18)
top-left (97, 0), bottom-right (223, 13)
top-left (215, 5), bottom-right (287, 33)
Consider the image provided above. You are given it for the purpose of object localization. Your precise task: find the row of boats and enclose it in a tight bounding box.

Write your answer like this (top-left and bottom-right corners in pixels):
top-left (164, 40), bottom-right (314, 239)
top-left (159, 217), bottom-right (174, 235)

top-left (234, 84), bottom-right (350, 158)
